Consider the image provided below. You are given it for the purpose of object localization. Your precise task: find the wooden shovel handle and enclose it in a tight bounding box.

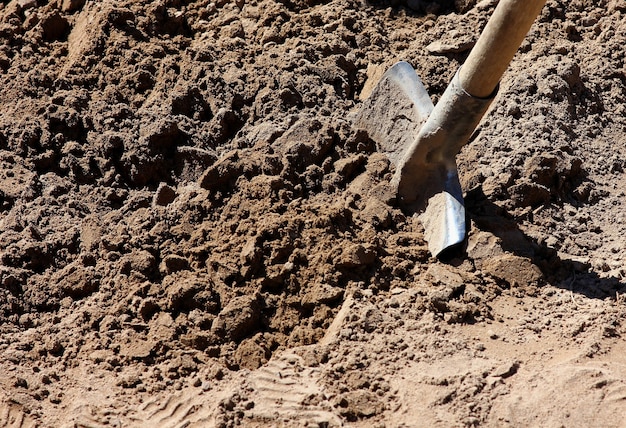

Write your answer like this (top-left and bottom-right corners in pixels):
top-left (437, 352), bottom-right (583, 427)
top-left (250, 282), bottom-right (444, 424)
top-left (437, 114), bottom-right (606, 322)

top-left (459, 0), bottom-right (547, 98)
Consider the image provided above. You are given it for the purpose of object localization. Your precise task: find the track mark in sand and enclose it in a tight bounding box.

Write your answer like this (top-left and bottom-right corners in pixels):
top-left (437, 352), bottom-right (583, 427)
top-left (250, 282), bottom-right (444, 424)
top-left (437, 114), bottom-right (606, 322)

top-left (0, 397), bottom-right (37, 428)
top-left (244, 352), bottom-right (342, 427)
top-left (120, 387), bottom-right (225, 428)
top-left (70, 390), bottom-right (220, 428)
top-left (129, 390), bottom-right (216, 428)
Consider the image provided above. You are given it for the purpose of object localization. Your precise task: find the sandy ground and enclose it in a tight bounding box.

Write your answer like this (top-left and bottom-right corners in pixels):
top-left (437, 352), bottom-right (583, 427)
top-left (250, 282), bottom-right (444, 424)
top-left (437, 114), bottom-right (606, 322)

top-left (0, 0), bottom-right (625, 426)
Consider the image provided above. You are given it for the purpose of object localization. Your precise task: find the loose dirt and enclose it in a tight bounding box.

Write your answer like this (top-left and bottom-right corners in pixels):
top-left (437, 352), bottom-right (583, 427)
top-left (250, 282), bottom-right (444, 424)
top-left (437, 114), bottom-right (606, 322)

top-left (1, 0), bottom-right (625, 426)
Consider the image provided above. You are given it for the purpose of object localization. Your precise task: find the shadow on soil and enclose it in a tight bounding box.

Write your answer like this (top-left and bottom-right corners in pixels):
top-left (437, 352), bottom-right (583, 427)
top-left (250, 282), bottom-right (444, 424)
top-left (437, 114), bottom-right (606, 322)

top-left (465, 186), bottom-right (626, 300)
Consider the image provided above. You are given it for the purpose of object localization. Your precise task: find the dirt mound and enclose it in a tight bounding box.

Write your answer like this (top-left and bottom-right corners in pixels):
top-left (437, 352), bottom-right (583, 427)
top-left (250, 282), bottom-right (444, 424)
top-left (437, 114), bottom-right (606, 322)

top-left (1, 0), bottom-right (625, 426)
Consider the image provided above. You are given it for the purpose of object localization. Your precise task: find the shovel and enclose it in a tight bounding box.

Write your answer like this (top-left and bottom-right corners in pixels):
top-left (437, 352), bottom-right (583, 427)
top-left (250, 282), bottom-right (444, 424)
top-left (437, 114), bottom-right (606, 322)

top-left (355, 0), bottom-right (546, 258)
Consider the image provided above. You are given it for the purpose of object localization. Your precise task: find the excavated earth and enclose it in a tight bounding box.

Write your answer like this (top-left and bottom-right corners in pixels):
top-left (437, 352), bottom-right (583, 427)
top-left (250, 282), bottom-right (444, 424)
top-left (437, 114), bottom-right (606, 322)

top-left (1, 0), bottom-right (625, 426)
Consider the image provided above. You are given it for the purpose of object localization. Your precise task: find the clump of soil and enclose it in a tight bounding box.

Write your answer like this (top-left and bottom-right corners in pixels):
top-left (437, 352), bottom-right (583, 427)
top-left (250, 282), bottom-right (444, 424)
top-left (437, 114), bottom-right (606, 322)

top-left (1, 0), bottom-right (625, 426)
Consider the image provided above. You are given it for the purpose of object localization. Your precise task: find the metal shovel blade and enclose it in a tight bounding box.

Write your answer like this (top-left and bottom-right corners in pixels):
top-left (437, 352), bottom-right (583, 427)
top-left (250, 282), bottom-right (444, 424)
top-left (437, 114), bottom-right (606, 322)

top-left (418, 162), bottom-right (466, 258)
top-left (354, 62), bottom-right (494, 258)
top-left (353, 61), bottom-right (434, 167)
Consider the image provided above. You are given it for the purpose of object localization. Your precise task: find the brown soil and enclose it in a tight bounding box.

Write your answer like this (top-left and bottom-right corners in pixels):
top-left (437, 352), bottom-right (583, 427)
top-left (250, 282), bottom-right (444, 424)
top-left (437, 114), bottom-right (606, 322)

top-left (1, 0), bottom-right (625, 426)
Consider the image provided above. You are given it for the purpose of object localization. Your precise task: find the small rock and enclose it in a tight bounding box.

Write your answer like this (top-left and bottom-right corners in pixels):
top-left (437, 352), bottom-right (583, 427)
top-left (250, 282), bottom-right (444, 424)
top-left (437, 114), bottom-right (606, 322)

top-left (300, 282), bottom-right (344, 307)
top-left (483, 255), bottom-right (543, 287)
top-left (46, 338), bottom-right (64, 356)
top-left (89, 349), bottom-right (113, 363)
top-left (491, 361), bottom-right (520, 379)
top-left (61, 0), bottom-right (85, 12)
top-left (41, 12), bottom-right (70, 41)
top-left (117, 374), bottom-right (142, 389)
top-left (119, 337), bottom-right (158, 360)
top-left (337, 244), bottom-right (377, 268)
top-left (180, 331), bottom-right (217, 351)
top-left (234, 338), bottom-right (270, 370)
top-left (240, 237), bottom-right (261, 266)
top-left (211, 294), bottom-right (263, 341)
top-left (18, 313), bottom-right (34, 328)
top-left (360, 306), bottom-right (383, 333)
top-left (508, 180), bottom-right (551, 208)
top-left (153, 183), bottom-right (176, 206)
top-left (175, 146), bottom-right (217, 182)
top-left (165, 273), bottom-right (218, 313)
top-left (160, 254), bottom-right (189, 274)
top-left (334, 154), bottom-right (367, 178)
top-left (337, 390), bottom-right (384, 419)
top-left (425, 264), bottom-right (466, 288)
top-left (129, 250), bottom-right (157, 276)
top-left (476, 0), bottom-right (498, 10)
top-left (426, 33), bottom-right (475, 54)
top-left (359, 198), bottom-right (392, 228)
top-left (138, 298), bottom-right (160, 321)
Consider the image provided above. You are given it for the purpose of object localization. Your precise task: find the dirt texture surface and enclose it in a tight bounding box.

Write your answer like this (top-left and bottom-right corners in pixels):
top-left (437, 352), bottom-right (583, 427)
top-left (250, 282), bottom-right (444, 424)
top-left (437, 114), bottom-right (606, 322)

top-left (1, 0), bottom-right (625, 426)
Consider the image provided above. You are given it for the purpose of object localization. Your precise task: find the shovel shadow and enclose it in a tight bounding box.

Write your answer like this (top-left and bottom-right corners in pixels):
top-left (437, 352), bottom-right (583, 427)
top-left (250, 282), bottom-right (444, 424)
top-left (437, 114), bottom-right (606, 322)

top-left (463, 186), bottom-right (625, 300)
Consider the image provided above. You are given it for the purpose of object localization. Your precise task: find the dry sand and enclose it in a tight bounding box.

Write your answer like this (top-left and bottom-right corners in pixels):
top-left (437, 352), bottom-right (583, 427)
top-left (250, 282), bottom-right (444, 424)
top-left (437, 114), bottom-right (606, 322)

top-left (0, 0), bottom-right (625, 426)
